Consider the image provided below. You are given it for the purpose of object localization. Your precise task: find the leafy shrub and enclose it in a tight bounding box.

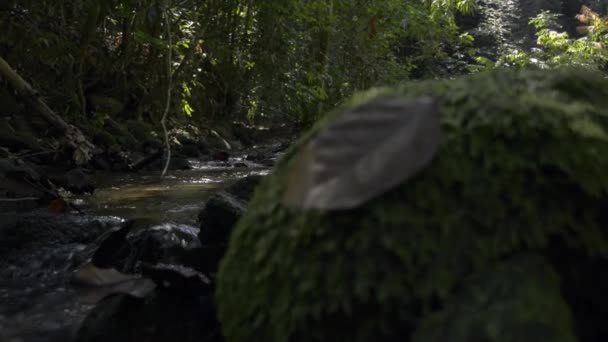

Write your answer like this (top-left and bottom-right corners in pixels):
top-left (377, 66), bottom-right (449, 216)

top-left (497, 8), bottom-right (608, 70)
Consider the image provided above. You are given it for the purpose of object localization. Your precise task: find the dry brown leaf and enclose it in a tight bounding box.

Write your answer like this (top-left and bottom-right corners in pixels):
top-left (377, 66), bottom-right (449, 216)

top-left (283, 96), bottom-right (441, 210)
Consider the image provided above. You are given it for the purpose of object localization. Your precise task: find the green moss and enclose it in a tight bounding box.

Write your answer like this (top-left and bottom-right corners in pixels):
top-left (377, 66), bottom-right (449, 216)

top-left (216, 68), bottom-right (608, 342)
top-left (412, 255), bottom-right (577, 342)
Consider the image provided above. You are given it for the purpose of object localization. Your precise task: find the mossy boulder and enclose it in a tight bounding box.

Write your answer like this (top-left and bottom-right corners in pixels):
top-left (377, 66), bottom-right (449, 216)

top-left (216, 68), bottom-right (608, 342)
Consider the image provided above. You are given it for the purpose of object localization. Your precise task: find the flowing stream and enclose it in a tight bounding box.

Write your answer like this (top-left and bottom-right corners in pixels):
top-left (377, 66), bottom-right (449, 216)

top-left (0, 156), bottom-right (272, 342)
top-left (76, 158), bottom-right (270, 224)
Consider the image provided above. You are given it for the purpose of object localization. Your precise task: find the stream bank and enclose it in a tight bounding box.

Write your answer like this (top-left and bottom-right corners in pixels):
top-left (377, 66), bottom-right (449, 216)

top-left (0, 145), bottom-right (281, 342)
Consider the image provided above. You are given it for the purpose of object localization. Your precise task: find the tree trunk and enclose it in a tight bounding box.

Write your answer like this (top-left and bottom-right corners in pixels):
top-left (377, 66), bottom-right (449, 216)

top-left (0, 57), bottom-right (72, 132)
top-left (0, 56), bottom-right (94, 164)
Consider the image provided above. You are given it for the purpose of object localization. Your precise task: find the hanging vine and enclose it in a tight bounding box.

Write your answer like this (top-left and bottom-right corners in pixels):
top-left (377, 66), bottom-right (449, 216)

top-left (160, 0), bottom-right (173, 178)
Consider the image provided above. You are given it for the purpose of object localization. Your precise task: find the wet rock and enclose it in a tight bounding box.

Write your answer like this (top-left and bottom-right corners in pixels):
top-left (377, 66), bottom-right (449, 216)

top-left (189, 176), bottom-right (265, 274)
top-left (224, 175), bottom-right (264, 202)
top-left (169, 156), bottom-right (192, 170)
top-left (198, 193), bottom-right (245, 246)
top-left (244, 151), bottom-right (269, 162)
top-left (245, 149), bottom-right (280, 167)
top-left (87, 220), bottom-right (201, 274)
top-left (74, 220), bottom-right (222, 342)
top-left (182, 244), bottom-right (227, 274)
top-left (72, 175), bottom-right (267, 342)
top-left (90, 221), bottom-right (133, 269)
top-left (49, 169), bottom-right (95, 194)
top-left (76, 292), bottom-right (222, 342)
top-left (73, 262), bottom-right (141, 287)
top-left (197, 176), bottom-right (263, 248)
top-left (211, 151), bottom-right (229, 162)
top-left (232, 162), bottom-right (247, 168)
top-left (142, 264), bottom-right (212, 294)
top-left (124, 223), bottom-right (201, 272)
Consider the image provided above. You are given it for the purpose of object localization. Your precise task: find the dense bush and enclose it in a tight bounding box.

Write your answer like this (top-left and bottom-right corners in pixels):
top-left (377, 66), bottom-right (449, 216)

top-left (217, 68), bottom-right (608, 342)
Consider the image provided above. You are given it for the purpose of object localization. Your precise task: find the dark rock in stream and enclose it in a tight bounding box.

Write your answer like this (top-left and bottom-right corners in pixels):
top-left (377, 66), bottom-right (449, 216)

top-left (75, 175), bottom-right (265, 342)
top-left (142, 264), bottom-right (212, 294)
top-left (244, 150), bottom-right (270, 162)
top-left (89, 221), bottom-right (133, 269)
top-left (245, 144), bottom-right (287, 167)
top-left (75, 222), bottom-right (221, 342)
top-left (124, 223), bottom-right (200, 272)
top-left (197, 193), bottom-right (245, 245)
top-left (47, 168), bottom-right (95, 194)
top-left (86, 219), bottom-right (201, 274)
top-left (76, 292), bottom-right (222, 342)
top-left (198, 175), bottom-right (263, 246)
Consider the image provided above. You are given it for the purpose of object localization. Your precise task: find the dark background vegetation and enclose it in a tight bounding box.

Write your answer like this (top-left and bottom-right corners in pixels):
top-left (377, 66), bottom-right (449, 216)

top-left (1, 0), bottom-right (606, 166)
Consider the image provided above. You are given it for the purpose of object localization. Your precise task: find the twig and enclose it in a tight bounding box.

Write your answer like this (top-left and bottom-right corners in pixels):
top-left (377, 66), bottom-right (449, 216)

top-left (160, 1), bottom-right (173, 179)
top-left (0, 197), bottom-right (40, 202)
top-left (9, 150), bottom-right (56, 159)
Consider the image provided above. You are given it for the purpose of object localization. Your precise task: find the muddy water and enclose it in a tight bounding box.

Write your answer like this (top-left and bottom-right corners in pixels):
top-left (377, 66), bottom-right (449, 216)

top-left (0, 157), bottom-right (272, 342)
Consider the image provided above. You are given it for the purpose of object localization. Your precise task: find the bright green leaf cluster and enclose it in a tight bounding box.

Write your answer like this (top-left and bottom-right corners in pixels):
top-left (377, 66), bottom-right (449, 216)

top-left (497, 9), bottom-right (608, 70)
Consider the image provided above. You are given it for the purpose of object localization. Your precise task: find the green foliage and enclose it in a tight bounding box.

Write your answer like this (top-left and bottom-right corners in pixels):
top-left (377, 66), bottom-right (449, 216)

top-left (496, 9), bottom-right (608, 70)
top-left (0, 0), bottom-right (478, 132)
top-left (216, 68), bottom-right (608, 342)
top-left (193, 0), bottom-right (478, 125)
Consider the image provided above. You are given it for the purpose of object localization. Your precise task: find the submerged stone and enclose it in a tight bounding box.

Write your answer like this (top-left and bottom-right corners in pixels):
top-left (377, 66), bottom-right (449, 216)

top-left (198, 176), bottom-right (263, 246)
top-left (216, 68), bottom-right (608, 342)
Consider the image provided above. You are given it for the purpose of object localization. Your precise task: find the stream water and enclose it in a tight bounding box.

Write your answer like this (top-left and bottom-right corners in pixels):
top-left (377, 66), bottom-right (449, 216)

top-left (0, 156), bottom-right (273, 342)
top-left (76, 158), bottom-right (270, 224)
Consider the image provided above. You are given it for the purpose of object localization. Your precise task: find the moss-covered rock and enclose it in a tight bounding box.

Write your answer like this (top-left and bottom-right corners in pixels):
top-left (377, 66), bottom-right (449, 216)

top-left (216, 68), bottom-right (608, 342)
